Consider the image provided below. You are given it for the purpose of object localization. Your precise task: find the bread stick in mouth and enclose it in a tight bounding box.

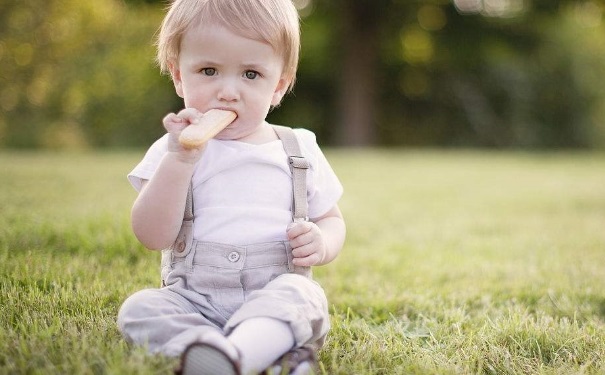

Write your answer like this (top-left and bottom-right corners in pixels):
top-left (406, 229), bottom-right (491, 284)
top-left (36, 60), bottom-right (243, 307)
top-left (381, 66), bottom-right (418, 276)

top-left (179, 109), bottom-right (237, 149)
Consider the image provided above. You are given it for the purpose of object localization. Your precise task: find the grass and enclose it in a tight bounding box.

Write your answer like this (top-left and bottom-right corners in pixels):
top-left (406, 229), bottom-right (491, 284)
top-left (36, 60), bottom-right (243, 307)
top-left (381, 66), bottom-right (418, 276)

top-left (1, 149), bottom-right (605, 374)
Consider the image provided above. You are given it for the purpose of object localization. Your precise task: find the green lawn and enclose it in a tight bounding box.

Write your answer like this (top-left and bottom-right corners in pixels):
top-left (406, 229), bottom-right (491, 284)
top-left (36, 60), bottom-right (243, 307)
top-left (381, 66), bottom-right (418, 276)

top-left (1, 149), bottom-right (605, 374)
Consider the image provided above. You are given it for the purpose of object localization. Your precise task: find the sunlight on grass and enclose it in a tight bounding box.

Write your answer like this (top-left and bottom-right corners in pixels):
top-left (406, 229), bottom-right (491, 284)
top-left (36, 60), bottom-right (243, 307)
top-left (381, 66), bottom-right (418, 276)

top-left (1, 149), bottom-right (605, 374)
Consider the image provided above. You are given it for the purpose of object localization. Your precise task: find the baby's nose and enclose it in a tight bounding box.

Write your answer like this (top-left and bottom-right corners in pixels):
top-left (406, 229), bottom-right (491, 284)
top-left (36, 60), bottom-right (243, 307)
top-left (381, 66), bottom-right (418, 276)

top-left (217, 80), bottom-right (240, 102)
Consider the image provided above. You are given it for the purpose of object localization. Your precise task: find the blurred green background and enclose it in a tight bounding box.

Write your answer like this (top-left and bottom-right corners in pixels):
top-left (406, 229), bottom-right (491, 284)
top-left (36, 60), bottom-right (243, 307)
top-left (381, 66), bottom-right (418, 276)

top-left (1, 0), bottom-right (605, 149)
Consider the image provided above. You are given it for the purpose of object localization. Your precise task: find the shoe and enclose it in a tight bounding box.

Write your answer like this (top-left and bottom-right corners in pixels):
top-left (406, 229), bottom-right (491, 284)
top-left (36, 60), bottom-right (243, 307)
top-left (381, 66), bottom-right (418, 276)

top-left (175, 333), bottom-right (242, 375)
top-left (263, 345), bottom-right (318, 375)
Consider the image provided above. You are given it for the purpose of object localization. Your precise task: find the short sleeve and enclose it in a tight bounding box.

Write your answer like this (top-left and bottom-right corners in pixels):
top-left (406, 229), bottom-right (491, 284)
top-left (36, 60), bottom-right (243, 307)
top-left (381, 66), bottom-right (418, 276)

top-left (127, 134), bottom-right (170, 192)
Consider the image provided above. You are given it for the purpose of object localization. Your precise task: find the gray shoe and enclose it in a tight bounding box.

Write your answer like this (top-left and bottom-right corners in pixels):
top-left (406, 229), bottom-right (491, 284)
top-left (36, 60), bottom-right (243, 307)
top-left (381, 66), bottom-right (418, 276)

top-left (177, 342), bottom-right (241, 375)
top-left (175, 332), bottom-right (242, 375)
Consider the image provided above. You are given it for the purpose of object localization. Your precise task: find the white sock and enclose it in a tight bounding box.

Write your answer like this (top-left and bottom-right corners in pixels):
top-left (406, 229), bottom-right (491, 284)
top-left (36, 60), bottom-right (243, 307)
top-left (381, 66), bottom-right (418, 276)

top-left (227, 317), bottom-right (295, 375)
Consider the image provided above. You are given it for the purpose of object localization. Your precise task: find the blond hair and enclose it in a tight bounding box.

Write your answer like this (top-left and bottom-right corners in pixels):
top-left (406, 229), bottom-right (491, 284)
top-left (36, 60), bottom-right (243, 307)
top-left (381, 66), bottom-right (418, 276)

top-left (156, 0), bottom-right (300, 91)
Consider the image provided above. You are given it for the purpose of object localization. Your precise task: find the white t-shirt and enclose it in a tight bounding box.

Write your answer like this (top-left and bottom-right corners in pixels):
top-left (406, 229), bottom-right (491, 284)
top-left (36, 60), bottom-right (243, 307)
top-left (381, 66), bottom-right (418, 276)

top-left (128, 127), bottom-right (343, 246)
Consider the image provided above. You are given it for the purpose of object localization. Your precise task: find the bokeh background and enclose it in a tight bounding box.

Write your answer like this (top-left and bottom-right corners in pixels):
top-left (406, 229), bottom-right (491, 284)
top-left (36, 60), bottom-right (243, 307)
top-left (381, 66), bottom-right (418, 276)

top-left (1, 0), bottom-right (605, 149)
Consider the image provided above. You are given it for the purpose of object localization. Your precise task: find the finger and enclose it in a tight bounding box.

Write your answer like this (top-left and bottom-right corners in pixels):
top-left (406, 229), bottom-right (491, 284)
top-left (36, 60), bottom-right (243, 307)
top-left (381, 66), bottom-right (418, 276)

top-left (292, 252), bottom-right (322, 267)
top-left (289, 231), bottom-right (314, 250)
top-left (177, 108), bottom-right (202, 123)
top-left (291, 242), bottom-right (315, 258)
top-left (163, 113), bottom-right (187, 133)
top-left (286, 221), bottom-right (312, 240)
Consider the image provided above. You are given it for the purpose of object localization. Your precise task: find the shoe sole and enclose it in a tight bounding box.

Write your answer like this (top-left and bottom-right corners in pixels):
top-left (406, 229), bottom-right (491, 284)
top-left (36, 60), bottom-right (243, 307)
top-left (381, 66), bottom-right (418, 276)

top-left (181, 343), bottom-right (239, 375)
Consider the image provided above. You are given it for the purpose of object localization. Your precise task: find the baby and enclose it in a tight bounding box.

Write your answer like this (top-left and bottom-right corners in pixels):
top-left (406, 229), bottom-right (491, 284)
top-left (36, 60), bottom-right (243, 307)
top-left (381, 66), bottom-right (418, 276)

top-left (117, 0), bottom-right (345, 374)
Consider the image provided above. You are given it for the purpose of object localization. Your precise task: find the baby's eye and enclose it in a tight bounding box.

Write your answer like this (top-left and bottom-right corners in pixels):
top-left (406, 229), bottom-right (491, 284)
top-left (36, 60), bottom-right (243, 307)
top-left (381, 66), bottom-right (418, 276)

top-left (244, 70), bottom-right (259, 80)
top-left (200, 68), bottom-right (217, 76)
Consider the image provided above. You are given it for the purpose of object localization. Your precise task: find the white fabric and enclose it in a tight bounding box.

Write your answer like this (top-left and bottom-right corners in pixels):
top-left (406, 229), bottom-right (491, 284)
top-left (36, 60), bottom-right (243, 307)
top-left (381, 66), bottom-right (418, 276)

top-left (128, 127), bottom-right (343, 246)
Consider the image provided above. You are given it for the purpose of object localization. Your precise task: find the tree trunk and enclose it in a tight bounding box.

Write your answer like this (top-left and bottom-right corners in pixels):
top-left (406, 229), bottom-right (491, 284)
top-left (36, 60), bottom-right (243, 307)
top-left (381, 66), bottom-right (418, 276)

top-left (334, 1), bottom-right (380, 146)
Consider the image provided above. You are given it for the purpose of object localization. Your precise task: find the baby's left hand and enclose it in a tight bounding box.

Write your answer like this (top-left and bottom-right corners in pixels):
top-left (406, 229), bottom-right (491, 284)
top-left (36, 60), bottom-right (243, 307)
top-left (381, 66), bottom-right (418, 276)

top-left (287, 221), bottom-right (326, 266)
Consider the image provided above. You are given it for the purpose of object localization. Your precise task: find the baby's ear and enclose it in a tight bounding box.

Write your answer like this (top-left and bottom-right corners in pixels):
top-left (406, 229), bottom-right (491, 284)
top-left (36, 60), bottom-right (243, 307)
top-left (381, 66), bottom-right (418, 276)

top-left (271, 76), bottom-right (291, 106)
top-left (168, 62), bottom-right (184, 98)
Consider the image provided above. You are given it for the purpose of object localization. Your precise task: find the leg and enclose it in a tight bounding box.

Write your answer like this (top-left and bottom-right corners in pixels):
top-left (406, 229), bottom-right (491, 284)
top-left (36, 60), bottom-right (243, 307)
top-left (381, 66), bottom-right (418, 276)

top-left (225, 274), bottom-right (330, 373)
top-left (227, 317), bottom-right (295, 374)
top-left (227, 273), bottom-right (330, 347)
top-left (117, 288), bottom-right (223, 356)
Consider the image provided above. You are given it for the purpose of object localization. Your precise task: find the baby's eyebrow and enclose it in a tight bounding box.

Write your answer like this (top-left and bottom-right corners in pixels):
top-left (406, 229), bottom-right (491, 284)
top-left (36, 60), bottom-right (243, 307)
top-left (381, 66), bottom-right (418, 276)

top-left (241, 62), bottom-right (271, 72)
top-left (194, 59), bottom-right (220, 66)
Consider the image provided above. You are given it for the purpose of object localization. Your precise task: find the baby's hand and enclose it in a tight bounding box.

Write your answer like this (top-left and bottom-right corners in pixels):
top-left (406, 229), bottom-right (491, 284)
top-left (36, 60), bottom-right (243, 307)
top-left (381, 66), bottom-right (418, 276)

top-left (287, 221), bottom-right (326, 266)
top-left (163, 108), bottom-right (204, 163)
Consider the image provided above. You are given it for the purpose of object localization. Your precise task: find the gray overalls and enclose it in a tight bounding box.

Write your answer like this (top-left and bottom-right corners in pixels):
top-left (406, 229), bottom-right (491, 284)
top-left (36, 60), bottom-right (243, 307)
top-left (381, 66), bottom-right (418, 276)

top-left (117, 126), bottom-right (330, 357)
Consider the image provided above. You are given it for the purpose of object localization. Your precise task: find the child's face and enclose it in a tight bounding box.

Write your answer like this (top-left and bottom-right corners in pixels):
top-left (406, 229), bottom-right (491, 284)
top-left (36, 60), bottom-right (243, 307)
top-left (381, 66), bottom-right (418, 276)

top-left (170, 22), bottom-right (289, 141)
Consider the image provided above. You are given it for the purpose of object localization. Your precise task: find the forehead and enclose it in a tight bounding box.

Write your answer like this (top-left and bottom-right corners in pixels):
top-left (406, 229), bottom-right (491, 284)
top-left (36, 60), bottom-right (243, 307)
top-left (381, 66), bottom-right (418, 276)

top-left (179, 22), bottom-right (283, 66)
top-left (184, 5), bottom-right (288, 56)
top-left (188, 18), bottom-right (267, 45)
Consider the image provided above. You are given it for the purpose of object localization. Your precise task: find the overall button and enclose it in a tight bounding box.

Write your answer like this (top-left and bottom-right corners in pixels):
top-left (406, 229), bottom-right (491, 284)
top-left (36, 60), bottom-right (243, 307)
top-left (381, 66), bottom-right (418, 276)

top-left (227, 251), bottom-right (240, 262)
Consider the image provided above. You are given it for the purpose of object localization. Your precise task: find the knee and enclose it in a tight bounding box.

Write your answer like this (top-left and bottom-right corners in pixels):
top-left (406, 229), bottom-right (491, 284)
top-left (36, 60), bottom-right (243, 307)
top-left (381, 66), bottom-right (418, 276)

top-left (117, 289), bottom-right (157, 334)
top-left (268, 274), bottom-right (328, 306)
top-left (246, 274), bottom-right (331, 344)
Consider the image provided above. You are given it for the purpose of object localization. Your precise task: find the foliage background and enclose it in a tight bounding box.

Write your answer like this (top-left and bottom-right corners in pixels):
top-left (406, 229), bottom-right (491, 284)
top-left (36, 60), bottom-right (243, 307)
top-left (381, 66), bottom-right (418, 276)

top-left (1, 0), bottom-right (605, 148)
top-left (2, 1), bottom-right (605, 372)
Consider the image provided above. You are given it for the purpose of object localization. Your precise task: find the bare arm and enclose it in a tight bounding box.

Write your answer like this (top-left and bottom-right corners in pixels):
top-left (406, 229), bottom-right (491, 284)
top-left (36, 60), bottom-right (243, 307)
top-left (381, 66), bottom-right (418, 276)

top-left (131, 109), bottom-right (205, 250)
top-left (131, 154), bottom-right (196, 250)
top-left (287, 205), bottom-right (346, 266)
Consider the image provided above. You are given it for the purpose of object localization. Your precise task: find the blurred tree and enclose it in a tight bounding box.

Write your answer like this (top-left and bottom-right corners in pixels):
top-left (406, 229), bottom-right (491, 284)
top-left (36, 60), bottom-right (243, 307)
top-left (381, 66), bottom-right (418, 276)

top-left (302, 0), bottom-right (605, 148)
top-left (0, 0), bottom-right (175, 148)
top-left (1, 0), bottom-right (605, 149)
top-left (330, 0), bottom-right (389, 146)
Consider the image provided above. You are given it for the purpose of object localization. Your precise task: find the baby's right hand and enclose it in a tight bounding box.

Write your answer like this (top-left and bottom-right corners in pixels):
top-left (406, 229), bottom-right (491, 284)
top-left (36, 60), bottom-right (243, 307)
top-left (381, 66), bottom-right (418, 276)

top-left (163, 108), bottom-right (204, 163)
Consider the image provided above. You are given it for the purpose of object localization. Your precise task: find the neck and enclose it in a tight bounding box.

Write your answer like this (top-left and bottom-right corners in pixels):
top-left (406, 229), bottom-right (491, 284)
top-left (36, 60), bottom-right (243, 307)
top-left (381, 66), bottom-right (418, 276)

top-left (236, 122), bottom-right (279, 144)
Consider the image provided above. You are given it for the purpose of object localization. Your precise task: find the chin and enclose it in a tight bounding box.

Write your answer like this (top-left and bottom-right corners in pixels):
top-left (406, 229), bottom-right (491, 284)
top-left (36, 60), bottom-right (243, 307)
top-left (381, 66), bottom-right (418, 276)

top-left (214, 128), bottom-right (244, 141)
top-left (216, 124), bottom-right (261, 141)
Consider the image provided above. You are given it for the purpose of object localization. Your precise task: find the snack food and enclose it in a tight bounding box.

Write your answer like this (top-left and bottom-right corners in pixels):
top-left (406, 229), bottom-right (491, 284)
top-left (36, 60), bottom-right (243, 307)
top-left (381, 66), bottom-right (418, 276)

top-left (179, 109), bottom-right (237, 148)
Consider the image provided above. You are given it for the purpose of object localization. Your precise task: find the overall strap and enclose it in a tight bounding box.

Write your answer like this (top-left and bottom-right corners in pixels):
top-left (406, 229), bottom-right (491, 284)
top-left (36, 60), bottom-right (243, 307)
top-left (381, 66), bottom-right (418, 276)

top-left (167, 184), bottom-right (193, 253)
top-left (176, 125), bottom-right (305, 233)
top-left (273, 125), bottom-right (309, 223)
top-left (183, 184), bottom-right (194, 221)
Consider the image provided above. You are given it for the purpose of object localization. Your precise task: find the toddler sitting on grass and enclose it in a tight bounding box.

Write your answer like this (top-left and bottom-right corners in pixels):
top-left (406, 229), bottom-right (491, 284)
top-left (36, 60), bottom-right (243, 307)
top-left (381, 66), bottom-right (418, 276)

top-left (117, 0), bottom-right (346, 374)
